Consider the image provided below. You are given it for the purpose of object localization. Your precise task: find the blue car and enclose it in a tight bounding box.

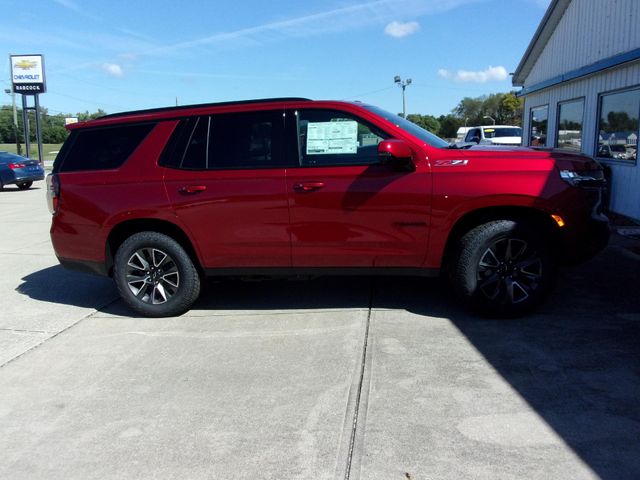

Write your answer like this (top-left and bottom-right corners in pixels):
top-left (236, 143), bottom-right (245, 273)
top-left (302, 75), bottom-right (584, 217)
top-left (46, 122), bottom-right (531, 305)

top-left (0, 152), bottom-right (45, 190)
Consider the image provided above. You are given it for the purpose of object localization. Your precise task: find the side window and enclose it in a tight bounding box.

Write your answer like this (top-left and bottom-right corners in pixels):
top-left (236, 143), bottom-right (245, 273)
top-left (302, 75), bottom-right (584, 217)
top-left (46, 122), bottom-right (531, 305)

top-left (182, 117), bottom-right (210, 169)
top-left (295, 109), bottom-right (389, 167)
top-left (209, 110), bottom-right (285, 169)
top-left (56, 123), bottom-right (155, 173)
top-left (159, 117), bottom-right (199, 169)
top-left (160, 110), bottom-right (287, 170)
top-left (465, 129), bottom-right (480, 143)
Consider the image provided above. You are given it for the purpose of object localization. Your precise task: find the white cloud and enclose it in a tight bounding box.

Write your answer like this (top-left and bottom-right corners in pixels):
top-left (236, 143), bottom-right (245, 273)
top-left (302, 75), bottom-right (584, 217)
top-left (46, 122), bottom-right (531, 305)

top-left (143, 0), bottom-right (478, 56)
top-left (102, 63), bottom-right (124, 78)
top-left (52, 0), bottom-right (100, 20)
top-left (384, 20), bottom-right (420, 38)
top-left (52, 0), bottom-right (81, 13)
top-left (438, 65), bottom-right (509, 83)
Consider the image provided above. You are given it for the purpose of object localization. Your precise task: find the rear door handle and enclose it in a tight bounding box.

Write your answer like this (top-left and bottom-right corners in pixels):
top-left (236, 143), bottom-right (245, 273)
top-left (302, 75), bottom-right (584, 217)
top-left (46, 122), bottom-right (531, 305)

top-left (178, 185), bottom-right (207, 194)
top-left (293, 182), bottom-right (325, 192)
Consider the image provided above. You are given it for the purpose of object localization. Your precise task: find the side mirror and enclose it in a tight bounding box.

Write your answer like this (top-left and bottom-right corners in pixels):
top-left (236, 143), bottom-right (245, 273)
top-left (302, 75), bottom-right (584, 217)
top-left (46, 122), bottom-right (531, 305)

top-left (378, 139), bottom-right (415, 171)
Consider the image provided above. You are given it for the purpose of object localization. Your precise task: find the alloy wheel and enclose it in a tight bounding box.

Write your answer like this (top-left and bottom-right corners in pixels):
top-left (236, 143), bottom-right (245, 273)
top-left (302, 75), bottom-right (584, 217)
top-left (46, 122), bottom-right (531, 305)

top-left (476, 237), bottom-right (543, 304)
top-left (125, 247), bottom-right (180, 305)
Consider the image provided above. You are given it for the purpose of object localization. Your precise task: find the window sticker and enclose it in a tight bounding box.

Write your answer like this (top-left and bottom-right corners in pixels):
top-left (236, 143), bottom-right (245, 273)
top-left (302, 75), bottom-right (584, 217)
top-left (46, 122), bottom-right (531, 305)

top-left (306, 120), bottom-right (358, 154)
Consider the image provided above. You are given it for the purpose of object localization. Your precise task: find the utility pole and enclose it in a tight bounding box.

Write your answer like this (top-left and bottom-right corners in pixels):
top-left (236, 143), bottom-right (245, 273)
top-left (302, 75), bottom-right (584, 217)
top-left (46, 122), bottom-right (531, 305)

top-left (4, 88), bottom-right (21, 156)
top-left (483, 115), bottom-right (496, 125)
top-left (394, 75), bottom-right (412, 118)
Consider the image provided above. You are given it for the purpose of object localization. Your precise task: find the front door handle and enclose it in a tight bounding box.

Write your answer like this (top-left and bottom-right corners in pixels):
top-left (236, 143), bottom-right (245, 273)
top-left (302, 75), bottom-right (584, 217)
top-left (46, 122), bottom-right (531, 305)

top-left (293, 182), bottom-right (325, 192)
top-left (179, 185), bottom-right (207, 194)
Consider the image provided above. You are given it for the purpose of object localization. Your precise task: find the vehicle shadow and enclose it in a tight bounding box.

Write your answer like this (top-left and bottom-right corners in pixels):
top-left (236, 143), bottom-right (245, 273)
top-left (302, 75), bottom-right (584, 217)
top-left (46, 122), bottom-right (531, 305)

top-left (379, 243), bottom-right (640, 479)
top-left (16, 265), bottom-right (118, 310)
top-left (0, 185), bottom-right (42, 192)
top-left (15, 245), bottom-right (640, 478)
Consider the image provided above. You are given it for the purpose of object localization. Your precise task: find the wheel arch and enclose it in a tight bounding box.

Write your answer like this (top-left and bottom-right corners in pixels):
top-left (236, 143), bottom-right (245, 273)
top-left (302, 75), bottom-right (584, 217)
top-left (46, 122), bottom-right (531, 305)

top-left (105, 218), bottom-right (202, 277)
top-left (440, 205), bottom-right (561, 273)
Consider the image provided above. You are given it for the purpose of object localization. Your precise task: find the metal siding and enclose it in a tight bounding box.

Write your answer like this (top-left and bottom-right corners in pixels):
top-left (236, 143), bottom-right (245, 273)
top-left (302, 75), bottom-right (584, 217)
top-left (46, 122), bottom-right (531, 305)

top-left (522, 62), bottom-right (640, 220)
top-left (526, 0), bottom-right (640, 86)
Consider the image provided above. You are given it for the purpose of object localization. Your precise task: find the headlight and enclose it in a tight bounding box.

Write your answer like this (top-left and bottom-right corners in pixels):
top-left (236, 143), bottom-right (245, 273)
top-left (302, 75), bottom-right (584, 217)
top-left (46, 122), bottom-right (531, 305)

top-left (559, 169), bottom-right (605, 187)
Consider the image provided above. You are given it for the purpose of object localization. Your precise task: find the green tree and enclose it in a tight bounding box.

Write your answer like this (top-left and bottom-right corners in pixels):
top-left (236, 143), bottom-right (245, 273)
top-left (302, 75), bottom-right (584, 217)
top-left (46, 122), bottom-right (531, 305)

top-left (453, 96), bottom-right (484, 125)
top-left (438, 114), bottom-right (462, 139)
top-left (1, 104), bottom-right (108, 145)
top-left (452, 92), bottom-right (523, 127)
top-left (406, 114), bottom-right (440, 134)
top-left (77, 109), bottom-right (107, 121)
top-left (0, 106), bottom-right (18, 143)
top-left (498, 92), bottom-right (524, 126)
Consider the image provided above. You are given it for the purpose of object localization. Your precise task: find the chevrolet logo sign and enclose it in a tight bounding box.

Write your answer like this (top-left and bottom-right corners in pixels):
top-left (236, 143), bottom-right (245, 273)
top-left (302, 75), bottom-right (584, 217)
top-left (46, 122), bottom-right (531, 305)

top-left (14, 59), bottom-right (38, 70)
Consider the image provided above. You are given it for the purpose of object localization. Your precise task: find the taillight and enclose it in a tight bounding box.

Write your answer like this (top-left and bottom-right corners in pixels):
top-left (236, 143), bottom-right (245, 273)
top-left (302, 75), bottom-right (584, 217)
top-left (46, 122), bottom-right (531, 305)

top-left (8, 163), bottom-right (26, 169)
top-left (46, 174), bottom-right (60, 215)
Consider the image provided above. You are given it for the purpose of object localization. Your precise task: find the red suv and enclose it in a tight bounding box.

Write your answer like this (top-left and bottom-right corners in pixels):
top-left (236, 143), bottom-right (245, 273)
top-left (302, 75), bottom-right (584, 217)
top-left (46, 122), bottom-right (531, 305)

top-left (47, 98), bottom-right (609, 317)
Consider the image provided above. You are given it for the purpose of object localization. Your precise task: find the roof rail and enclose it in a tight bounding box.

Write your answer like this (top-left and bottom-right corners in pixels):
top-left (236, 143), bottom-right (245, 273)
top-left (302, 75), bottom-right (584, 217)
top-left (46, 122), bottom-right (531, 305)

top-left (99, 97), bottom-right (313, 119)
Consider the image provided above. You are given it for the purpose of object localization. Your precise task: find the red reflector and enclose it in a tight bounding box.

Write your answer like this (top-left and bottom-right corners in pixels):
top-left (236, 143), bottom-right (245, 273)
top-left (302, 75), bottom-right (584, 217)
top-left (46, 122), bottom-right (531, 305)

top-left (8, 163), bottom-right (26, 169)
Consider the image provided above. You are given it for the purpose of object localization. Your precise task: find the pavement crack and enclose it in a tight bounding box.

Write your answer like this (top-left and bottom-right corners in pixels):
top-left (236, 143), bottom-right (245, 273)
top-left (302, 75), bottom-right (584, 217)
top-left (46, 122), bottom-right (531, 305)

top-left (0, 328), bottom-right (50, 334)
top-left (0, 297), bottom-right (120, 369)
top-left (343, 280), bottom-right (374, 480)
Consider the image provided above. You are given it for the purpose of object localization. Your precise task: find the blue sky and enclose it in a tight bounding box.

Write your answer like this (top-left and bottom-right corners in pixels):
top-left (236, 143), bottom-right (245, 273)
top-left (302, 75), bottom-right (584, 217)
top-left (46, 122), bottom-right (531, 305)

top-left (2, 0), bottom-right (550, 117)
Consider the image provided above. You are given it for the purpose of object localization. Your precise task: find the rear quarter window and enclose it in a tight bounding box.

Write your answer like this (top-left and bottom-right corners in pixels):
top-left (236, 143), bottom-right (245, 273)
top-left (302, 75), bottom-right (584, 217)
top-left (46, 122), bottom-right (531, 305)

top-left (54, 123), bottom-right (155, 173)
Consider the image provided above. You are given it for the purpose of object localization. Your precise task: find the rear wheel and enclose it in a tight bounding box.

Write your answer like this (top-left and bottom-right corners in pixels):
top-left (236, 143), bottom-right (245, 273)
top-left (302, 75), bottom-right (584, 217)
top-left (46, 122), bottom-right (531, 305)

top-left (17, 181), bottom-right (32, 190)
top-left (114, 232), bottom-right (201, 317)
top-left (451, 220), bottom-right (556, 317)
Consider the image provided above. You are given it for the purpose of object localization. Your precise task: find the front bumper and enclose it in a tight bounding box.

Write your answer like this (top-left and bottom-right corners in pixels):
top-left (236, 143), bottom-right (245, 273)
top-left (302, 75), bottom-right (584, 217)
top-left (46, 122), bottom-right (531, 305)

top-left (559, 211), bottom-right (610, 264)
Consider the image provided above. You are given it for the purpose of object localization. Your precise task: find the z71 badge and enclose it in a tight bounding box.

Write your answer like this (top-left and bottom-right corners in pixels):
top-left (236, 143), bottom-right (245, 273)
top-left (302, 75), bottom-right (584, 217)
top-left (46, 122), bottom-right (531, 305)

top-left (434, 159), bottom-right (469, 166)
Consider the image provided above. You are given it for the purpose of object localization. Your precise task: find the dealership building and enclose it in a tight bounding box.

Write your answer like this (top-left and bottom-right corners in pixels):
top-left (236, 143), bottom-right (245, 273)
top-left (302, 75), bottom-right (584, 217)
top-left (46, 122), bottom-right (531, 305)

top-left (513, 0), bottom-right (639, 221)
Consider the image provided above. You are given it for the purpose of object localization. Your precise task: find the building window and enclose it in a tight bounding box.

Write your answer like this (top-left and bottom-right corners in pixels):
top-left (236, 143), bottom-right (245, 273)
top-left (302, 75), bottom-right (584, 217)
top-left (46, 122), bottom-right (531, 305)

top-left (556, 98), bottom-right (584, 151)
top-left (529, 105), bottom-right (548, 146)
top-left (596, 88), bottom-right (639, 163)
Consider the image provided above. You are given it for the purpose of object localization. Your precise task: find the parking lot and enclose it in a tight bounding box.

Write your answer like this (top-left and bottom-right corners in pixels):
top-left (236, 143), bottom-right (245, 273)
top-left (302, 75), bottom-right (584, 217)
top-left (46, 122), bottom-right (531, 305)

top-left (1, 184), bottom-right (639, 479)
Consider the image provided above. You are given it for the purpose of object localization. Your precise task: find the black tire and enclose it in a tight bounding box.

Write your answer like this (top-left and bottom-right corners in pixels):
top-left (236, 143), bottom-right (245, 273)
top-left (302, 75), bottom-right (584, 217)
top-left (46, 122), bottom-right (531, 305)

top-left (451, 220), bottom-right (556, 318)
top-left (113, 231), bottom-right (201, 317)
top-left (17, 181), bottom-right (33, 190)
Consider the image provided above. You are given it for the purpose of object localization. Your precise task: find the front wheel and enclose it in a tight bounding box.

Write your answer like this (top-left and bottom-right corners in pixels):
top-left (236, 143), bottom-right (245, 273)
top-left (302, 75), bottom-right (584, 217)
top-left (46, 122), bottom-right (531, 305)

top-left (113, 232), bottom-right (201, 317)
top-left (451, 220), bottom-right (556, 317)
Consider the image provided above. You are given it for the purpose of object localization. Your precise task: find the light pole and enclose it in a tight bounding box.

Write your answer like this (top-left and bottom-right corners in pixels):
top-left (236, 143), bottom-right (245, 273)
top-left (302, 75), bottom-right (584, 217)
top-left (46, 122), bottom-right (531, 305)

top-left (483, 115), bottom-right (496, 125)
top-left (4, 88), bottom-right (21, 156)
top-left (394, 75), bottom-right (412, 118)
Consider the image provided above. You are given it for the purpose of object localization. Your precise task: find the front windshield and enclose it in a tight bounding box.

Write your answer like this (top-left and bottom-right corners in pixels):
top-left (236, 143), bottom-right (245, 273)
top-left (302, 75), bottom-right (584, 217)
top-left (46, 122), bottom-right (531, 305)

top-left (483, 127), bottom-right (522, 138)
top-left (361, 105), bottom-right (450, 148)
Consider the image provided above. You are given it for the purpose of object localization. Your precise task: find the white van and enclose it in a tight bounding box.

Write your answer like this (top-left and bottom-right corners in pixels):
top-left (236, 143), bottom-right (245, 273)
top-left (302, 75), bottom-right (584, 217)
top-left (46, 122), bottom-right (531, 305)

top-left (464, 126), bottom-right (522, 146)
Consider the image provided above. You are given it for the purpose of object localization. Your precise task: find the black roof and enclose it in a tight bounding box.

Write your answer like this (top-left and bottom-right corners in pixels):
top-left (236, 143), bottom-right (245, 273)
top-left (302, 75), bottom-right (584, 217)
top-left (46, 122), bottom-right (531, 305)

top-left (99, 97), bottom-right (312, 119)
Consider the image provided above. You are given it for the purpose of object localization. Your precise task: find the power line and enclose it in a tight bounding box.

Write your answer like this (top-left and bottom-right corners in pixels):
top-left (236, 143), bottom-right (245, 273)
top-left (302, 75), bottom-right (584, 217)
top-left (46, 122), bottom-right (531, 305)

top-left (45, 90), bottom-right (126, 110)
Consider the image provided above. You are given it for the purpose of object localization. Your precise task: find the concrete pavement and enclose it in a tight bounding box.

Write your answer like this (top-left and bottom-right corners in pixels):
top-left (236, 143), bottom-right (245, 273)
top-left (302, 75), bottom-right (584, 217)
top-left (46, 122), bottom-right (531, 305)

top-left (1, 185), bottom-right (639, 479)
